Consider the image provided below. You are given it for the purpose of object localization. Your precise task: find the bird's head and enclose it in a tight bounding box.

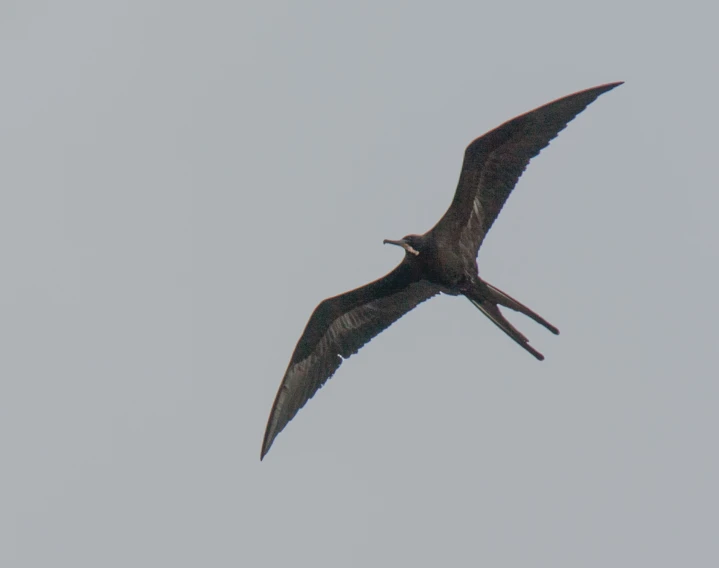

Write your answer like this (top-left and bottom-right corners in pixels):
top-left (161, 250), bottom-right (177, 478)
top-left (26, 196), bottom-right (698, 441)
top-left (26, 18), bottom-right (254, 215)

top-left (383, 234), bottom-right (424, 256)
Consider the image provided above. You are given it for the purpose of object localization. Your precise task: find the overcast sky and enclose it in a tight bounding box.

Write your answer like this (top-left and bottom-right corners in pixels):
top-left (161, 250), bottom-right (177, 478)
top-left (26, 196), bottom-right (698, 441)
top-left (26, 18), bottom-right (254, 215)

top-left (2, 1), bottom-right (718, 567)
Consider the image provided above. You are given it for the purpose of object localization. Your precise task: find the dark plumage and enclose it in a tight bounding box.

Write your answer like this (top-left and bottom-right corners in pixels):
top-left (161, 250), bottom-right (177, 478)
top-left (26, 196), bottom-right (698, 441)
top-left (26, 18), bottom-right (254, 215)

top-left (261, 82), bottom-right (622, 459)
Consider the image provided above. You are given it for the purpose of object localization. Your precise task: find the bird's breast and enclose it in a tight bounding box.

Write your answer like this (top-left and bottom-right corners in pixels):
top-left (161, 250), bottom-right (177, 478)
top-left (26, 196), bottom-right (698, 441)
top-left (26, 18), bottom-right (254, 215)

top-left (421, 246), bottom-right (472, 292)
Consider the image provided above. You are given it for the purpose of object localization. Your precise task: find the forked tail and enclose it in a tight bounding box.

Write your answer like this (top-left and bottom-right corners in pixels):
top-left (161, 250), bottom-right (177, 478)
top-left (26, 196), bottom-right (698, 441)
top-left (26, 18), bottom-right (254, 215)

top-left (466, 281), bottom-right (559, 361)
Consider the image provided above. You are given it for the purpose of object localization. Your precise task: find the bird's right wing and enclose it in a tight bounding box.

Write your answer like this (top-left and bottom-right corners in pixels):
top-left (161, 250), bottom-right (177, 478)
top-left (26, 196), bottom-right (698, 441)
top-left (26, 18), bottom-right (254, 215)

top-left (432, 82), bottom-right (622, 257)
top-left (261, 260), bottom-right (439, 459)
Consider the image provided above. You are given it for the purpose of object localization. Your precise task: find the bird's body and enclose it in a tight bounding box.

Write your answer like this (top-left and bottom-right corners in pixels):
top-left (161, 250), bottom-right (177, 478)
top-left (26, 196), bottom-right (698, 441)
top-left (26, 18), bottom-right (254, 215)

top-left (261, 82), bottom-right (622, 459)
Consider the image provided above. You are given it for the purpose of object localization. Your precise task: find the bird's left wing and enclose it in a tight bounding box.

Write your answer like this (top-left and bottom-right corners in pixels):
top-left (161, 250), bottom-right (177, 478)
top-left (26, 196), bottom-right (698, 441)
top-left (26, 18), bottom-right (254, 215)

top-left (432, 82), bottom-right (622, 258)
top-left (261, 260), bottom-right (439, 459)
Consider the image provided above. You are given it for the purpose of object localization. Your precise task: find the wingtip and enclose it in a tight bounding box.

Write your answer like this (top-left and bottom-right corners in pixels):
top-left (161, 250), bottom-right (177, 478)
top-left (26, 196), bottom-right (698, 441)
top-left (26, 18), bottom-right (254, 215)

top-left (577, 81), bottom-right (623, 98)
top-left (260, 438), bottom-right (272, 461)
top-left (599, 81), bottom-right (624, 92)
top-left (260, 432), bottom-right (273, 461)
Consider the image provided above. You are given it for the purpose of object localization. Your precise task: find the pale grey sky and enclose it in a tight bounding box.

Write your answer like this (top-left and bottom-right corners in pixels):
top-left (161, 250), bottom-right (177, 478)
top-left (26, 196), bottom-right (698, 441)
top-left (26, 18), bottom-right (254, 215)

top-left (2, 1), bottom-right (718, 567)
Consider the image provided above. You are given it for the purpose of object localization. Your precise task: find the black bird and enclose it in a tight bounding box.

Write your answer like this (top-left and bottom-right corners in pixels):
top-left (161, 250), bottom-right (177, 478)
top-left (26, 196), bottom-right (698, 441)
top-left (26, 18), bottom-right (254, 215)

top-left (261, 82), bottom-right (622, 459)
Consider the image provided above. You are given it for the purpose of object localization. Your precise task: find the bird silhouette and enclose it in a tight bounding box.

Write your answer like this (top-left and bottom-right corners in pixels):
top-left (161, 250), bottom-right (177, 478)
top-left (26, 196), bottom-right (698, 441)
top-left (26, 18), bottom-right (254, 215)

top-left (261, 82), bottom-right (622, 459)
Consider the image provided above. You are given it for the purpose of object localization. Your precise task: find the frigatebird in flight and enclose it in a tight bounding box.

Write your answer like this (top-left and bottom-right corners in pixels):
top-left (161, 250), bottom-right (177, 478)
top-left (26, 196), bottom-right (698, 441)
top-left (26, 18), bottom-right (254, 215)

top-left (262, 82), bottom-right (622, 459)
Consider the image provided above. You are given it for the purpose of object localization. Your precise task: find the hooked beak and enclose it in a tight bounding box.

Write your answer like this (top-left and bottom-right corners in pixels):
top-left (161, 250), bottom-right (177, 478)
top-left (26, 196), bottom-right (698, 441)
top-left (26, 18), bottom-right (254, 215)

top-left (383, 238), bottom-right (419, 256)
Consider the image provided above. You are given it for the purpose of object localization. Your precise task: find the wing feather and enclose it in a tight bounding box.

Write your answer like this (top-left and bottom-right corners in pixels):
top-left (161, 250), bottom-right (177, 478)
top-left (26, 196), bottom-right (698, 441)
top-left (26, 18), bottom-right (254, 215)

top-left (261, 260), bottom-right (439, 459)
top-left (433, 82), bottom-right (622, 256)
